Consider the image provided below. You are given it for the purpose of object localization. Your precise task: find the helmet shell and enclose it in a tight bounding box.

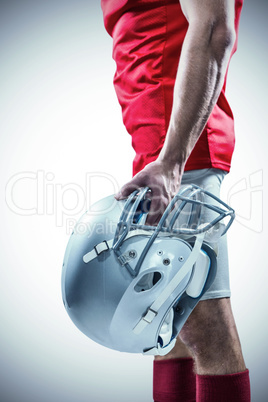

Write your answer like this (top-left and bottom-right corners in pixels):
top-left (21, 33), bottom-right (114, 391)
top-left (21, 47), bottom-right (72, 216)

top-left (62, 195), bottom-right (193, 353)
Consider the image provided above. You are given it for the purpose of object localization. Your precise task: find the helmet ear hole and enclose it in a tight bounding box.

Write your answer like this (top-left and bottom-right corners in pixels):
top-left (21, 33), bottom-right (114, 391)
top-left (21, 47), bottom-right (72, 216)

top-left (134, 271), bottom-right (162, 292)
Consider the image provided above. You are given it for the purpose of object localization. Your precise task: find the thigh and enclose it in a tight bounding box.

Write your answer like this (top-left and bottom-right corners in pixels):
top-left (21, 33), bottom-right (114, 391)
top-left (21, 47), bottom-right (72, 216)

top-left (180, 168), bottom-right (231, 300)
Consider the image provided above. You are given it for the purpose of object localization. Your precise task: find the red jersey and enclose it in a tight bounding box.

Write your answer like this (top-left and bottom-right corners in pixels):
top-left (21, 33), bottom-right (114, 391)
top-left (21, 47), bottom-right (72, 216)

top-left (101, 0), bottom-right (243, 176)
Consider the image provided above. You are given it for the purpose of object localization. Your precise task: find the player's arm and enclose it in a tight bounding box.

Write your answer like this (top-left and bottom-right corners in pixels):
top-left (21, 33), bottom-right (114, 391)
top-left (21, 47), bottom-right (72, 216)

top-left (158, 0), bottom-right (236, 169)
top-left (116, 0), bottom-right (236, 225)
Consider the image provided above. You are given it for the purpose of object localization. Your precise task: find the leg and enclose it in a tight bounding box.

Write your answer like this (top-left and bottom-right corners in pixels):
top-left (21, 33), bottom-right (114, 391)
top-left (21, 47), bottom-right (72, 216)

top-left (155, 337), bottom-right (192, 361)
top-left (155, 295), bottom-right (245, 370)
top-left (154, 298), bottom-right (250, 402)
top-left (153, 339), bottom-right (196, 402)
top-left (178, 298), bottom-right (250, 401)
top-left (154, 169), bottom-right (249, 401)
top-left (179, 298), bottom-right (246, 375)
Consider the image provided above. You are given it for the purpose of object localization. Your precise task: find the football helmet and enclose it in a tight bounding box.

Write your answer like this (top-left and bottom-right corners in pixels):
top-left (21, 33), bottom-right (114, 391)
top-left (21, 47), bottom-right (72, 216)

top-left (61, 185), bottom-right (234, 355)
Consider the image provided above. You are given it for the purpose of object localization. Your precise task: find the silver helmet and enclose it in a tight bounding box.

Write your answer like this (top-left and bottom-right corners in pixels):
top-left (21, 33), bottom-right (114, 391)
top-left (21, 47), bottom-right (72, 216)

top-left (61, 185), bottom-right (234, 355)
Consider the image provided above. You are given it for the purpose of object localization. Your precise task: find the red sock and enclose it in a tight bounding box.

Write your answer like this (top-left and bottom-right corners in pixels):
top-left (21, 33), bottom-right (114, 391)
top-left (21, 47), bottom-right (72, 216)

top-left (196, 370), bottom-right (251, 402)
top-left (153, 358), bottom-right (196, 402)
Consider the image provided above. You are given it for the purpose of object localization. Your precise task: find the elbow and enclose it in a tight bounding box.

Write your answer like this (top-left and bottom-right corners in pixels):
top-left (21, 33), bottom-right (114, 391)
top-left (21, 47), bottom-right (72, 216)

top-left (187, 16), bottom-right (236, 65)
top-left (209, 21), bottom-right (236, 62)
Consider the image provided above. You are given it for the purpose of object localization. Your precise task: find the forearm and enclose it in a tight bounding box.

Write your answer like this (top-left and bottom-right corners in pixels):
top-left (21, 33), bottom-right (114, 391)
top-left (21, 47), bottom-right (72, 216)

top-left (158, 21), bottom-right (236, 170)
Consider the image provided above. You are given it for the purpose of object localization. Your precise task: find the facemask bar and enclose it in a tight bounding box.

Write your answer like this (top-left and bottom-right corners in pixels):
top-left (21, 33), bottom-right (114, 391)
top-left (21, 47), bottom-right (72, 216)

top-left (168, 186), bottom-right (204, 231)
top-left (113, 187), bottom-right (149, 249)
top-left (113, 187), bottom-right (150, 277)
top-left (135, 185), bottom-right (234, 236)
top-left (113, 185), bottom-right (235, 277)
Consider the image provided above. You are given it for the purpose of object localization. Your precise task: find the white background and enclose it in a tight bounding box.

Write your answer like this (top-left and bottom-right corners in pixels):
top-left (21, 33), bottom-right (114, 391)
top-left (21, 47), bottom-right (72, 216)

top-left (0, 1), bottom-right (267, 401)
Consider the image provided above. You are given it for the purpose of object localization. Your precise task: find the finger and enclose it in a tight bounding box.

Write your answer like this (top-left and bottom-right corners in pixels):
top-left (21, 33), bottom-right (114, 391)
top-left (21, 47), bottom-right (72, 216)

top-left (146, 194), bottom-right (169, 226)
top-left (114, 181), bottom-right (141, 200)
top-left (146, 212), bottom-right (162, 226)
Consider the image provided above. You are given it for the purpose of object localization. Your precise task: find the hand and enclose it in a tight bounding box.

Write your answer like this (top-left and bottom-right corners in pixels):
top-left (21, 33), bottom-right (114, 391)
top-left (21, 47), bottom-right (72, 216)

top-left (115, 159), bottom-right (184, 225)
